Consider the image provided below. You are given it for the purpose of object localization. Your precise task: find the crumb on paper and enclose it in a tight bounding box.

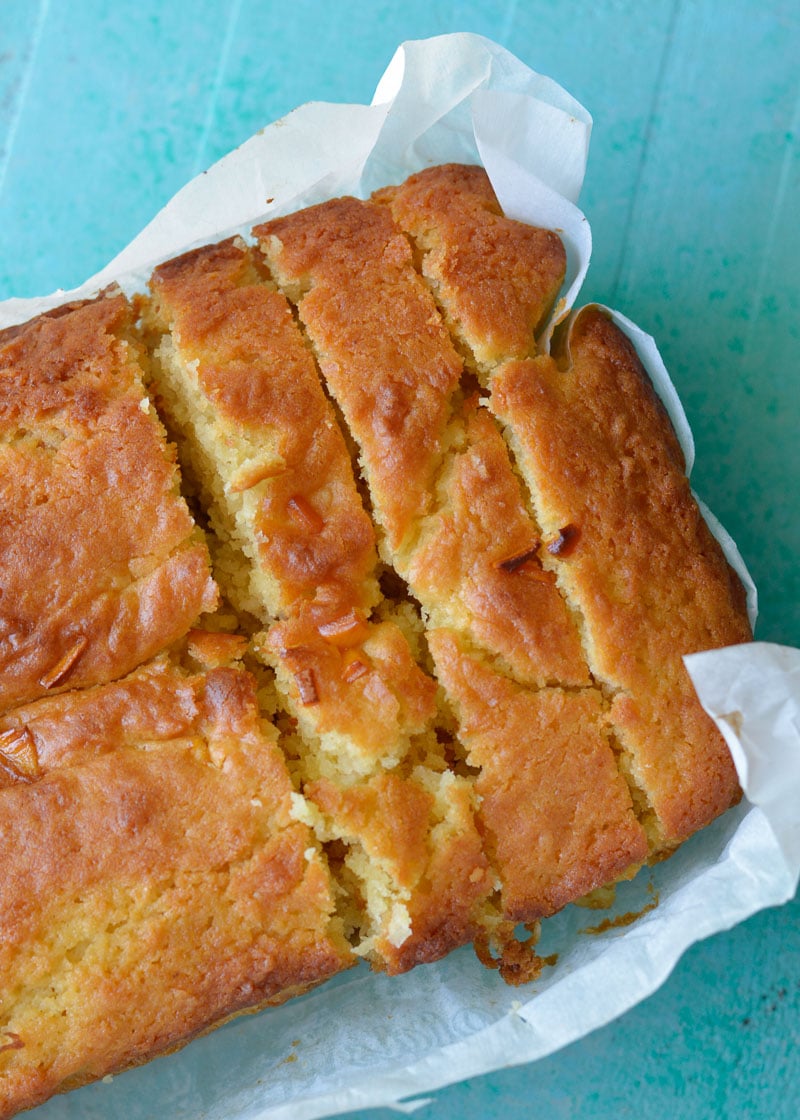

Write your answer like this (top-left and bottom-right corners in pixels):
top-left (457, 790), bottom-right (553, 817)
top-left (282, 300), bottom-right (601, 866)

top-left (725, 710), bottom-right (744, 736)
top-left (580, 892), bottom-right (660, 936)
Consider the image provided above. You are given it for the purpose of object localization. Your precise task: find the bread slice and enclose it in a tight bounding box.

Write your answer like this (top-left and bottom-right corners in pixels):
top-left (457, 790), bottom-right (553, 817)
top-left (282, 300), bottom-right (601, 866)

top-left (0, 653), bottom-right (351, 1117)
top-left (0, 292), bottom-right (217, 714)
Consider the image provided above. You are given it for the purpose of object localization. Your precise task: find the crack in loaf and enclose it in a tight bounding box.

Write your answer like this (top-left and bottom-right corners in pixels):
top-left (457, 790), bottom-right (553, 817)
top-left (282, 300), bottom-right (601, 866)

top-left (0, 163), bottom-right (751, 1118)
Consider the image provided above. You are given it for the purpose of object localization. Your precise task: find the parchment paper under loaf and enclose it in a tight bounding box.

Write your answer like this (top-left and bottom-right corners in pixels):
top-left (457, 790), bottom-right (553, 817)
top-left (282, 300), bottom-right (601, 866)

top-left (1, 33), bottom-right (797, 1120)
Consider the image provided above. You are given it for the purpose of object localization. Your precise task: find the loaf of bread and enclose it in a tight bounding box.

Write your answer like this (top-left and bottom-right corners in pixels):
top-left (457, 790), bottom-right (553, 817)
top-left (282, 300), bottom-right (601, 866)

top-left (0, 164), bottom-right (751, 1118)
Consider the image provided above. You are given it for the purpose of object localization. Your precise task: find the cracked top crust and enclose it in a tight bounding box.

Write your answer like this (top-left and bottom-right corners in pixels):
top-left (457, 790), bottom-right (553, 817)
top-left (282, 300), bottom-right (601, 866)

top-left (373, 162), bottom-right (567, 373)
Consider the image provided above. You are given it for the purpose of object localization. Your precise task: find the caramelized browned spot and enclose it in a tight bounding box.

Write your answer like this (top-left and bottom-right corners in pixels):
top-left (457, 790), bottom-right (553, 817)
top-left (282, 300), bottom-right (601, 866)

top-left (342, 657), bottom-right (369, 683)
top-left (497, 545), bottom-right (540, 573)
top-left (38, 636), bottom-right (88, 689)
top-left (545, 524), bottom-right (580, 557)
top-left (317, 609), bottom-right (370, 647)
top-left (294, 667), bottom-right (319, 705)
top-left (0, 727), bottom-right (40, 786)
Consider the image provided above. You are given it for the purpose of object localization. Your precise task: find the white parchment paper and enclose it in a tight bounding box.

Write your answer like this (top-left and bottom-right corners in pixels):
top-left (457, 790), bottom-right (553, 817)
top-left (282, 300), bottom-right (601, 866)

top-left (2, 32), bottom-right (797, 1120)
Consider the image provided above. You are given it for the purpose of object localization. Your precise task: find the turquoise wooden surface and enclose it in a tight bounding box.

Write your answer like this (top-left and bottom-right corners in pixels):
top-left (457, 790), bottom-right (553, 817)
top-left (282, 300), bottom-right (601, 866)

top-left (0, 2), bottom-right (797, 1117)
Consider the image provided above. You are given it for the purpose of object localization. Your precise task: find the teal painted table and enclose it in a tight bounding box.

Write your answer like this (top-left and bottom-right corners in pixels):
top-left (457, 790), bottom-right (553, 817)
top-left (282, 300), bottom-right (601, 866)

top-left (1, 2), bottom-right (797, 1117)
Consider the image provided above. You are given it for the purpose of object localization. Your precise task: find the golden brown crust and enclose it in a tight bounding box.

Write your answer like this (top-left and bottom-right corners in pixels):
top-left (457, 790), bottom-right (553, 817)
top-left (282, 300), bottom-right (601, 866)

top-left (149, 239), bottom-right (377, 614)
top-left (429, 629), bottom-right (648, 918)
top-left (373, 163), bottom-right (566, 371)
top-left (265, 613), bottom-right (437, 764)
top-left (491, 307), bottom-right (751, 843)
top-left (256, 198), bottom-right (464, 558)
top-left (0, 293), bottom-right (216, 714)
top-left (305, 769), bottom-right (492, 973)
top-left (408, 398), bottom-right (590, 688)
top-left (0, 660), bottom-right (351, 1118)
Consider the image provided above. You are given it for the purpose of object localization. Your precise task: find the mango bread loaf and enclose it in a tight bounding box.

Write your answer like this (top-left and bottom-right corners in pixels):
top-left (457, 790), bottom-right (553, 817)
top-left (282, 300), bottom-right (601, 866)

top-left (0, 163), bottom-right (751, 1117)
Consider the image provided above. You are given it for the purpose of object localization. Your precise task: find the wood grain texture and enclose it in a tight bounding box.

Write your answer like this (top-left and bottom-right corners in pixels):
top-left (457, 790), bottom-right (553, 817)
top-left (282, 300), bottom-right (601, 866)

top-left (0, 1), bottom-right (797, 1118)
